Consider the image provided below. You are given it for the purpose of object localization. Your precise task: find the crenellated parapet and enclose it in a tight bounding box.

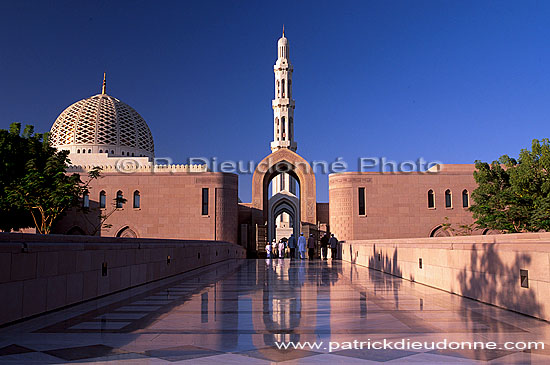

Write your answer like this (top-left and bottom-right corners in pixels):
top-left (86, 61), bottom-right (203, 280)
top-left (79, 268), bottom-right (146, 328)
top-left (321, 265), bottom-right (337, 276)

top-left (66, 163), bottom-right (208, 174)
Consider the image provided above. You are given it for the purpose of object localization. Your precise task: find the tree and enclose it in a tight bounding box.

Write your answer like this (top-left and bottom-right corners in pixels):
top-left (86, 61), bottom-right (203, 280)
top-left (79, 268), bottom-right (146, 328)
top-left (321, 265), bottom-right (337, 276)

top-left (0, 123), bottom-right (46, 231)
top-left (0, 123), bottom-right (101, 234)
top-left (470, 139), bottom-right (550, 233)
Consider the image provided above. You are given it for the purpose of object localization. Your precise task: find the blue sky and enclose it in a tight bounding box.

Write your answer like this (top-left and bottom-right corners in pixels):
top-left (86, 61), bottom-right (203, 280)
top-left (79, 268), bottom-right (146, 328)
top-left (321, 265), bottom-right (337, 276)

top-left (1, 0), bottom-right (549, 202)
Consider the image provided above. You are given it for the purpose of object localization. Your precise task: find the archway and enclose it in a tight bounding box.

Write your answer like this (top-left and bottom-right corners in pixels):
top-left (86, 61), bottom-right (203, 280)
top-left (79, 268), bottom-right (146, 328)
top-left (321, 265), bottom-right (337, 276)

top-left (272, 207), bottom-right (294, 243)
top-left (429, 225), bottom-right (451, 237)
top-left (116, 226), bottom-right (137, 238)
top-left (66, 226), bottom-right (85, 235)
top-left (269, 192), bottom-right (300, 243)
top-left (251, 148), bottom-right (316, 227)
top-left (482, 228), bottom-right (498, 235)
top-left (268, 172), bottom-right (299, 239)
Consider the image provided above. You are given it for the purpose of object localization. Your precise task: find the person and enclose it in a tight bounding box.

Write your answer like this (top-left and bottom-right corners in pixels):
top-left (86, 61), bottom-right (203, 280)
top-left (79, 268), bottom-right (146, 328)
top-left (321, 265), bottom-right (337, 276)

top-left (271, 239), bottom-right (278, 258)
top-left (266, 241), bottom-right (272, 259)
top-left (320, 233), bottom-right (329, 260)
top-left (329, 234), bottom-right (339, 259)
top-left (287, 234), bottom-right (296, 259)
top-left (307, 234), bottom-right (316, 260)
top-left (278, 239), bottom-right (285, 259)
top-left (297, 233), bottom-right (307, 260)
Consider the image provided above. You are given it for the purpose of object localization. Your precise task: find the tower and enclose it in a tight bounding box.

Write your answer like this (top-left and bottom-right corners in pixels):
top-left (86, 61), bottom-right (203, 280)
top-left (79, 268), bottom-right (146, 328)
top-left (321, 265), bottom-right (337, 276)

top-left (271, 26), bottom-right (297, 153)
top-left (271, 27), bottom-right (297, 234)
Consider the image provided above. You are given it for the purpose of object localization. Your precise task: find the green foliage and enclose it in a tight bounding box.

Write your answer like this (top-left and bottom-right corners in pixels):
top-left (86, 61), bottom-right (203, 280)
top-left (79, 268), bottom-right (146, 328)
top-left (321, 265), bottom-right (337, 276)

top-left (0, 123), bottom-right (101, 234)
top-left (470, 139), bottom-right (550, 233)
top-left (441, 216), bottom-right (475, 236)
top-left (0, 122), bottom-right (44, 231)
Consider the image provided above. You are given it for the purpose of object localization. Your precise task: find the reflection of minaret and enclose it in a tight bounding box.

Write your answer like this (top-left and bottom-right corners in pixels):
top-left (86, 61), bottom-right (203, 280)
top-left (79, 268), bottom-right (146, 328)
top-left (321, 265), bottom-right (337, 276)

top-left (271, 26), bottom-right (297, 232)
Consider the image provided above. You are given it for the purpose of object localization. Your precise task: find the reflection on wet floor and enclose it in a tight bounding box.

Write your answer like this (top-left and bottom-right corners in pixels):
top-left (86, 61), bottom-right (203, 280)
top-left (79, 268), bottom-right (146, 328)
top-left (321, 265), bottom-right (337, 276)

top-left (0, 259), bottom-right (550, 363)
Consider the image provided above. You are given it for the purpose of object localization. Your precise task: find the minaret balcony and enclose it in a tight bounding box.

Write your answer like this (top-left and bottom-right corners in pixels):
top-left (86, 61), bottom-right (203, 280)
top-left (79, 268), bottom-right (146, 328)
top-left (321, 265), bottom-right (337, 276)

top-left (271, 140), bottom-right (297, 151)
top-left (272, 99), bottom-right (295, 108)
top-left (274, 63), bottom-right (293, 71)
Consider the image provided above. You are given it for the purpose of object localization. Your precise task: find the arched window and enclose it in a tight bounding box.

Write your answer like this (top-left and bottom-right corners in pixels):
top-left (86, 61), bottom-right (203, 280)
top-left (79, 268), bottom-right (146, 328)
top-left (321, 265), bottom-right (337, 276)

top-left (82, 149), bottom-right (85, 154)
top-left (445, 189), bottom-right (452, 208)
top-left (277, 80), bottom-right (280, 98)
top-left (88, 149), bottom-right (91, 153)
top-left (133, 190), bottom-right (140, 209)
top-left (99, 149), bottom-right (103, 153)
top-left (122, 151), bottom-right (125, 156)
top-left (111, 150), bottom-right (114, 154)
top-left (131, 152), bottom-right (134, 157)
top-left (462, 189), bottom-right (469, 208)
top-left (427, 190), bottom-right (435, 208)
top-left (99, 191), bottom-right (106, 208)
top-left (282, 116), bottom-right (286, 138)
top-left (82, 192), bottom-right (89, 208)
top-left (116, 190), bottom-right (124, 208)
top-left (77, 149), bottom-right (80, 153)
top-left (282, 79), bottom-right (285, 98)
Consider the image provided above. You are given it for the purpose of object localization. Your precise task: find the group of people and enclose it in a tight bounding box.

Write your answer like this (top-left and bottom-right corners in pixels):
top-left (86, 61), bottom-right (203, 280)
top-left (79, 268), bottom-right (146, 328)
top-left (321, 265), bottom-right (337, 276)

top-left (265, 238), bottom-right (286, 258)
top-left (266, 232), bottom-right (339, 260)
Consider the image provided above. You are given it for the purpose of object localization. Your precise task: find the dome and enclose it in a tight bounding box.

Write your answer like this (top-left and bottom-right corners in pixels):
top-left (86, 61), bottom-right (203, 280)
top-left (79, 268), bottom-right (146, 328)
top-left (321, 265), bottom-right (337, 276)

top-left (277, 27), bottom-right (289, 61)
top-left (50, 91), bottom-right (154, 158)
top-left (278, 25), bottom-right (288, 46)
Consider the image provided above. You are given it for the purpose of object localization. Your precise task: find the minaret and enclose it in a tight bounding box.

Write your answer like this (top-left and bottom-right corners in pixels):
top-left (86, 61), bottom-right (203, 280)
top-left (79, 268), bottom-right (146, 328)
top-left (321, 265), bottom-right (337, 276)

top-left (271, 27), bottom-right (297, 232)
top-left (271, 26), bottom-right (297, 153)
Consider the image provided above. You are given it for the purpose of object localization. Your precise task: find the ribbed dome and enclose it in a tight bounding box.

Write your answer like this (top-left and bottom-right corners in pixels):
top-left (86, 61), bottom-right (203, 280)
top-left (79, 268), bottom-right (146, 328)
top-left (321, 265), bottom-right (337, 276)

top-left (50, 93), bottom-right (154, 158)
top-left (277, 28), bottom-right (289, 61)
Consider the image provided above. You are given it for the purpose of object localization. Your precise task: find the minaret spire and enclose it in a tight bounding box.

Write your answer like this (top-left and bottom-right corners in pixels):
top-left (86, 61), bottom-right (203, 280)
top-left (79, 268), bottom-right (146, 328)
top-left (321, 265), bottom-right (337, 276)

top-left (101, 72), bottom-right (106, 94)
top-left (271, 30), bottom-right (296, 153)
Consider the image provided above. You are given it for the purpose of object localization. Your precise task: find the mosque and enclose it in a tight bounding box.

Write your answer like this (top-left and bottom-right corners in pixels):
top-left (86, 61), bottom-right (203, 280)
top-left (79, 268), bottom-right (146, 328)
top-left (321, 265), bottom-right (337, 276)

top-left (49, 30), bottom-right (483, 254)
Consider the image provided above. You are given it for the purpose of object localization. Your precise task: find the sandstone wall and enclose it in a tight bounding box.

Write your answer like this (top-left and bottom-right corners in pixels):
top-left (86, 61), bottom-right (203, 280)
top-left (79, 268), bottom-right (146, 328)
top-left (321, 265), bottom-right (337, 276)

top-left (329, 166), bottom-right (479, 240)
top-left (0, 233), bottom-right (246, 326)
top-left (340, 232), bottom-right (550, 321)
top-left (54, 171), bottom-right (238, 244)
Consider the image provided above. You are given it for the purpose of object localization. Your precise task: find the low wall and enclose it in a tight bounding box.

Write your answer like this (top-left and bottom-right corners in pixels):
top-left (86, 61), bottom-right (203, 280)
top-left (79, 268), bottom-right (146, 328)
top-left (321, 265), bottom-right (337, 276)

top-left (0, 233), bottom-right (246, 326)
top-left (341, 232), bottom-right (550, 321)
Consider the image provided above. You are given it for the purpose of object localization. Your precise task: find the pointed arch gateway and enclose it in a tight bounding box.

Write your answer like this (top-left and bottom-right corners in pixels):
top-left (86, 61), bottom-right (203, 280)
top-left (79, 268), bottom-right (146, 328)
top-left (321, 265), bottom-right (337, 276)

top-left (251, 148), bottom-right (316, 226)
top-left (269, 191), bottom-right (300, 243)
top-left (116, 226), bottom-right (137, 238)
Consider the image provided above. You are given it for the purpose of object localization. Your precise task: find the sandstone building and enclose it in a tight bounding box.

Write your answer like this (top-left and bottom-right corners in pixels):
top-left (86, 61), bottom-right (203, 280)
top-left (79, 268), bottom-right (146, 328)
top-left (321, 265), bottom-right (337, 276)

top-left (49, 30), bottom-right (482, 253)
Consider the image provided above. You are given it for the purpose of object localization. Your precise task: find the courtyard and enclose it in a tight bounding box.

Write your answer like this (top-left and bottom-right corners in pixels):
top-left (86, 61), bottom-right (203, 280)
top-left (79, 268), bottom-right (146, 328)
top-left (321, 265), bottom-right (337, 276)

top-left (0, 259), bottom-right (549, 364)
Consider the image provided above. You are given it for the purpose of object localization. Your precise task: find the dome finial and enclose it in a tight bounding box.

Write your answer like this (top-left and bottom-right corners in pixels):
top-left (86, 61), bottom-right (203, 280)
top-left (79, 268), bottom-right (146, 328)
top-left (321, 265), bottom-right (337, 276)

top-left (101, 72), bottom-right (106, 95)
top-left (282, 24), bottom-right (285, 37)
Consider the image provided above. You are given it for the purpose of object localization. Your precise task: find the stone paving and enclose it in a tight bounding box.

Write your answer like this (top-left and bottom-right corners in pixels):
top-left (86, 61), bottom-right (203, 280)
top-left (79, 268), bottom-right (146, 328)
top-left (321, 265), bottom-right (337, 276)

top-left (0, 259), bottom-right (549, 364)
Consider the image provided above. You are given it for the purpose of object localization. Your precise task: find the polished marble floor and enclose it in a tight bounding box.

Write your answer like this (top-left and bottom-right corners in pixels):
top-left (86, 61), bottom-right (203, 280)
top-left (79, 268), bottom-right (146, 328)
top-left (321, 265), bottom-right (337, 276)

top-left (1, 259), bottom-right (550, 364)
